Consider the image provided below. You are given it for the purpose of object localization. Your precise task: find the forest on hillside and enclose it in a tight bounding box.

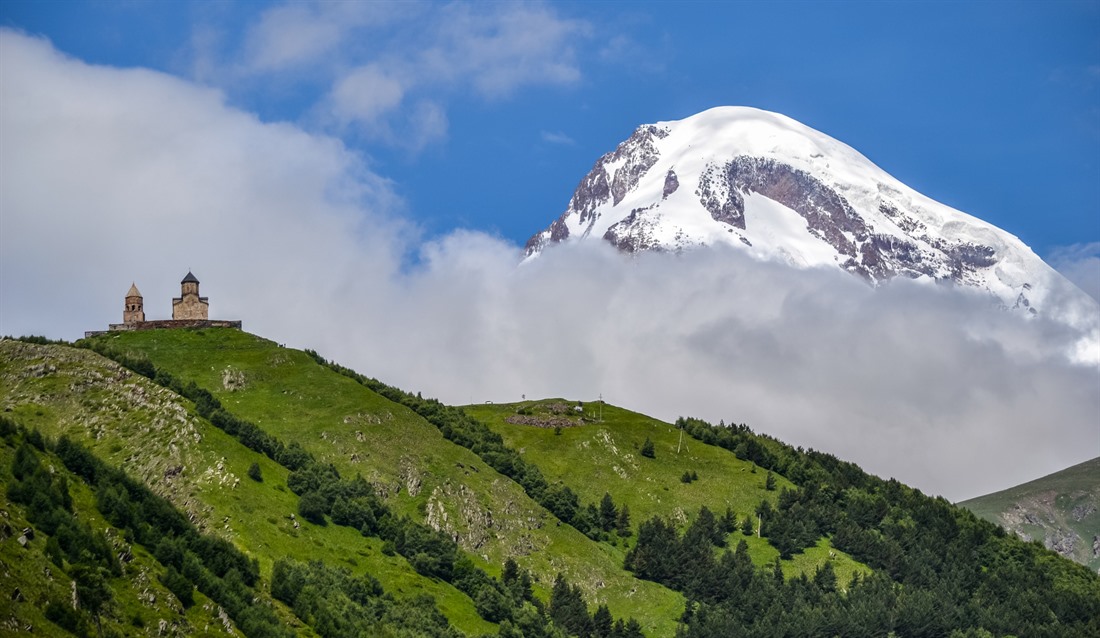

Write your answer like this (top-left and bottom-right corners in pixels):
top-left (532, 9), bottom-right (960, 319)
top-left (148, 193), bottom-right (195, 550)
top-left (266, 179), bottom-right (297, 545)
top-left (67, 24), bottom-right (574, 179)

top-left (1, 334), bottom-right (1097, 637)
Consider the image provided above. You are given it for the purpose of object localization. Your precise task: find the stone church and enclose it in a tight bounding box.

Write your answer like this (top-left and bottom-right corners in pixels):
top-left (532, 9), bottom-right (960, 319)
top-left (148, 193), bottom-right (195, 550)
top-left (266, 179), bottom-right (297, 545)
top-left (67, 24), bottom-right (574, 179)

top-left (172, 271), bottom-right (209, 320)
top-left (85, 272), bottom-right (241, 337)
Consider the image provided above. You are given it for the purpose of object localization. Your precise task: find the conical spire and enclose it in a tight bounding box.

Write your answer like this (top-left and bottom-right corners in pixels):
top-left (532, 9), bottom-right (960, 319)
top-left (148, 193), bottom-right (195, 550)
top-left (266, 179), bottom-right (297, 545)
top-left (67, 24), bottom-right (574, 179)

top-left (126, 282), bottom-right (142, 298)
top-left (181, 271), bottom-right (199, 284)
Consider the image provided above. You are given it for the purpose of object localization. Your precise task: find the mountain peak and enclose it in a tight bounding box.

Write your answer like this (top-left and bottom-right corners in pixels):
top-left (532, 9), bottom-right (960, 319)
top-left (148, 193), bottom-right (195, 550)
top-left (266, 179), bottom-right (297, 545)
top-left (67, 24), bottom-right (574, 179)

top-left (526, 107), bottom-right (1089, 320)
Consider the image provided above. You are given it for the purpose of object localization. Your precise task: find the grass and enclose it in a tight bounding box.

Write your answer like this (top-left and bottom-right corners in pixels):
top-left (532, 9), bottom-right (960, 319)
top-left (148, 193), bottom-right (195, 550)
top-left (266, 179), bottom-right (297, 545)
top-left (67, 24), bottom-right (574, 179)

top-left (78, 329), bottom-right (686, 636)
top-left (0, 438), bottom-right (233, 637)
top-left (465, 398), bottom-right (869, 583)
top-left (960, 456), bottom-right (1100, 572)
top-left (0, 338), bottom-right (494, 637)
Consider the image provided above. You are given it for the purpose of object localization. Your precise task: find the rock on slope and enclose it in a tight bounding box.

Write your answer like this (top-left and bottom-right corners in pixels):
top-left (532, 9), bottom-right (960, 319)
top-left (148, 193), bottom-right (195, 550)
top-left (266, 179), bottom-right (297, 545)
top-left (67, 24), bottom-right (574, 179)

top-left (526, 107), bottom-right (1096, 331)
top-left (960, 457), bottom-right (1100, 573)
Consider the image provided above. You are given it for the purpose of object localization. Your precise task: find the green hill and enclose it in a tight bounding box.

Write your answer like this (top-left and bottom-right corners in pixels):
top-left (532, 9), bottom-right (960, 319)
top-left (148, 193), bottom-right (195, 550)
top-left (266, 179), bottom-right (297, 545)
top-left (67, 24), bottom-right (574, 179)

top-left (2, 329), bottom-right (1098, 638)
top-left (960, 457), bottom-right (1100, 572)
top-left (464, 400), bottom-right (868, 585)
top-left (45, 329), bottom-right (686, 635)
top-left (0, 432), bottom-right (236, 637)
top-left (0, 337), bottom-right (492, 636)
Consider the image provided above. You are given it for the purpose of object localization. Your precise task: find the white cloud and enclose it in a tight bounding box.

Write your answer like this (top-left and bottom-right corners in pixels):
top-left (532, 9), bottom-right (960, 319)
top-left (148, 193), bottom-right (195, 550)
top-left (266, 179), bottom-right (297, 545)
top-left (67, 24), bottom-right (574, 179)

top-left (0, 29), bottom-right (407, 341)
top-left (330, 63), bottom-right (408, 124)
top-left (2, 30), bottom-right (1097, 505)
top-left (239, 2), bottom-right (414, 73)
top-left (540, 130), bottom-right (576, 145)
top-left (241, 3), bottom-right (346, 71)
top-left (223, 1), bottom-right (590, 149)
top-left (426, 2), bottom-right (588, 98)
top-left (1048, 242), bottom-right (1100, 303)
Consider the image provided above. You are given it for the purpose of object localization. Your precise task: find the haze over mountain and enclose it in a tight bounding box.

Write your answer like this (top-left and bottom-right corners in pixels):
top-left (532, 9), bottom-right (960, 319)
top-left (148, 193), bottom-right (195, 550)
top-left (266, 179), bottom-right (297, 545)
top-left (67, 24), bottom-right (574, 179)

top-left (1, 30), bottom-right (1097, 503)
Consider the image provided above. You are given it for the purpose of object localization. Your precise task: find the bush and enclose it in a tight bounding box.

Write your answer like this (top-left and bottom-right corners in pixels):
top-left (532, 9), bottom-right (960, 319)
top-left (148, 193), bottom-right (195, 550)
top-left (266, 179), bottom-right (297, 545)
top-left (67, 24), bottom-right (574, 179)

top-left (297, 491), bottom-right (327, 526)
top-left (45, 599), bottom-right (86, 635)
top-left (640, 438), bottom-right (655, 459)
top-left (162, 566), bottom-right (194, 608)
top-left (247, 462), bottom-right (262, 482)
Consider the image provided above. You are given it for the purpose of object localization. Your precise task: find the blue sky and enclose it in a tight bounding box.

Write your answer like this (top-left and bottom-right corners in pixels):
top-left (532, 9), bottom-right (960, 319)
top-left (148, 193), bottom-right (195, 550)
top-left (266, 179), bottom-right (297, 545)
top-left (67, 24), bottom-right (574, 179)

top-left (3, 0), bottom-right (1097, 255)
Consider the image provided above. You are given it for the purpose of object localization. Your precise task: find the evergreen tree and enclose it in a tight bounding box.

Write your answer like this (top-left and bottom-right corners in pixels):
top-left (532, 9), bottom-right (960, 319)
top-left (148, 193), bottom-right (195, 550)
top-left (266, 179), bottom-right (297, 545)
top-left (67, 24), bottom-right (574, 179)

top-left (616, 504), bottom-right (632, 537)
top-left (599, 492), bottom-right (618, 532)
top-left (247, 462), bottom-right (262, 482)
top-left (720, 508), bottom-right (737, 534)
top-left (740, 515), bottom-right (754, 536)
top-left (640, 437), bottom-right (655, 459)
top-left (813, 561), bottom-right (837, 594)
top-left (592, 604), bottom-right (613, 638)
top-left (550, 573), bottom-right (591, 637)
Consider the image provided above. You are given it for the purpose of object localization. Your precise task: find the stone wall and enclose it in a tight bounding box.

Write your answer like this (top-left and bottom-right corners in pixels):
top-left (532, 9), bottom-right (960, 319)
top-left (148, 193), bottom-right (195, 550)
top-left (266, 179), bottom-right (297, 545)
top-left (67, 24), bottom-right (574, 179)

top-left (85, 320), bottom-right (242, 338)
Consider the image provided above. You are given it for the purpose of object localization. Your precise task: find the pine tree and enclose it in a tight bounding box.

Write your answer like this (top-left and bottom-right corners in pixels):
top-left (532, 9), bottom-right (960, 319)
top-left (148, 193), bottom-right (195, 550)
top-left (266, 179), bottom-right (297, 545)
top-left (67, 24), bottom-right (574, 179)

top-left (741, 515), bottom-right (755, 536)
top-left (616, 504), bottom-right (632, 537)
top-left (599, 492), bottom-right (618, 532)
top-left (592, 604), bottom-right (613, 638)
top-left (640, 437), bottom-right (655, 459)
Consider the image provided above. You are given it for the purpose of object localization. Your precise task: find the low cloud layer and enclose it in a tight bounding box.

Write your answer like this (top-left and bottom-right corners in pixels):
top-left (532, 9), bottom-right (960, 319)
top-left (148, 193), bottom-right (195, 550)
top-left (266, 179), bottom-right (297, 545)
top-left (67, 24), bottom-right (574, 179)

top-left (2, 31), bottom-right (1097, 502)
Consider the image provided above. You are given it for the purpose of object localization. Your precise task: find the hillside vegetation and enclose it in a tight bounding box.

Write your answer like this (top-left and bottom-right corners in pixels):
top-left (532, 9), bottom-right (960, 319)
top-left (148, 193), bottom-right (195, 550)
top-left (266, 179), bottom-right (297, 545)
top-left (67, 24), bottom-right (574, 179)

top-left (961, 457), bottom-right (1100, 572)
top-left (465, 400), bottom-right (867, 584)
top-left (2, 329), bottom-right (1098, 638)
top-left (0, 338), bottom-right (492, 636)
top-left (74, 329), bottom-right (684, 635)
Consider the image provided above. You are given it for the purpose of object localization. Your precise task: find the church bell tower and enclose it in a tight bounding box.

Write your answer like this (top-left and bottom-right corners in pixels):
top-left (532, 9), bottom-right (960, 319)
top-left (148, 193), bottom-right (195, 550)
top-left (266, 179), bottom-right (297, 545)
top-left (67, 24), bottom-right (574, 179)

top-left (123, 283), bottom-right (145, 324)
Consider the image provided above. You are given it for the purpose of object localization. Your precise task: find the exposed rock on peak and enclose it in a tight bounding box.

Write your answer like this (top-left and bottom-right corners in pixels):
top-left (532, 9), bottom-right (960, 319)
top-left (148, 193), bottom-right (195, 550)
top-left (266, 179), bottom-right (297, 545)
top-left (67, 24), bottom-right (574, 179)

top-left (525, 107), bottom-right (1097, 329)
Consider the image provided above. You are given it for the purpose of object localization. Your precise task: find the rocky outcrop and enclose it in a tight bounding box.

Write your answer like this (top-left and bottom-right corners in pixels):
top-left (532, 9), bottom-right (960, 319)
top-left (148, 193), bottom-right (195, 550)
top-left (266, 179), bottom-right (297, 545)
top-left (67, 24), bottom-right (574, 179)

top-left (525, 125), bottom-right (667, 254)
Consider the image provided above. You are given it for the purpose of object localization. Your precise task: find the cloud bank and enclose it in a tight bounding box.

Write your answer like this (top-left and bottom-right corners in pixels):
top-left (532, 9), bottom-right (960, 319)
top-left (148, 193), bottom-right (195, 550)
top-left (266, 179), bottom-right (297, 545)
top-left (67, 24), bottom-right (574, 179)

top-left (2, 30), bottom-right (1097, 502)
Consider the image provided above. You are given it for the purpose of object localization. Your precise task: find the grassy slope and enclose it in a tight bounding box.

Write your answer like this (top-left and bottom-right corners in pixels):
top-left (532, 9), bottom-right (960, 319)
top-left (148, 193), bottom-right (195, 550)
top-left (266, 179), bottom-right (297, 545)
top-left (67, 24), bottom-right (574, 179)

top-left (0, 338), bottom-right (492, 636)
top-left (88, 329), bottom-right (685, 636)
top-left (465, 399), bottom-right (869, 586)
top-left (0, 438), bottom-right (235, 637)
top-left (960, 456), bottom-right (1100, 572)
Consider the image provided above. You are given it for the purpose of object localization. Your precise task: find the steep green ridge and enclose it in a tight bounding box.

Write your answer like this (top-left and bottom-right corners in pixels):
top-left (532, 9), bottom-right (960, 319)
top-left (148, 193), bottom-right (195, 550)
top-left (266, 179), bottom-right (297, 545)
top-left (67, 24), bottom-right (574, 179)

top-left (0, 338), bottom-right (492, 636)
top-left (961, 457), bottom-right (1100, 572)
top-left (0, 430), bottom-right (234, 637)
top-left (81, 329), bottom-right (685, 635)
top-left (464, 400), bottom-right (868, 585)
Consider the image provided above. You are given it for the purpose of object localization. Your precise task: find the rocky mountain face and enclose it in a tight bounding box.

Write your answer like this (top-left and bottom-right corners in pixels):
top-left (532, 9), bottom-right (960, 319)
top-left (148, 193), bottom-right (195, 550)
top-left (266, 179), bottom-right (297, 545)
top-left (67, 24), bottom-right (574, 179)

top-left (526, 107), bottom-right (1092, 321)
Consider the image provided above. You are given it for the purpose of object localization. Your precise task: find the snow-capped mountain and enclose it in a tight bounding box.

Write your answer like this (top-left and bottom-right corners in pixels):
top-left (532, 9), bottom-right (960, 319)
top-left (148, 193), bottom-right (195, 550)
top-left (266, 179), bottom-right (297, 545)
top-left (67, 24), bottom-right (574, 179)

top-left (526, 107), bottom-right (1091, 322)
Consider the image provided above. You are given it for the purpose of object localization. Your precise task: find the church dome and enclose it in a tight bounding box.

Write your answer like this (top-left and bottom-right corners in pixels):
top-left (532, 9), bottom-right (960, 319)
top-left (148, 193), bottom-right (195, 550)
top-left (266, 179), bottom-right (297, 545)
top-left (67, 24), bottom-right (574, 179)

top-left (181, 271), bottom-right (199, 284)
